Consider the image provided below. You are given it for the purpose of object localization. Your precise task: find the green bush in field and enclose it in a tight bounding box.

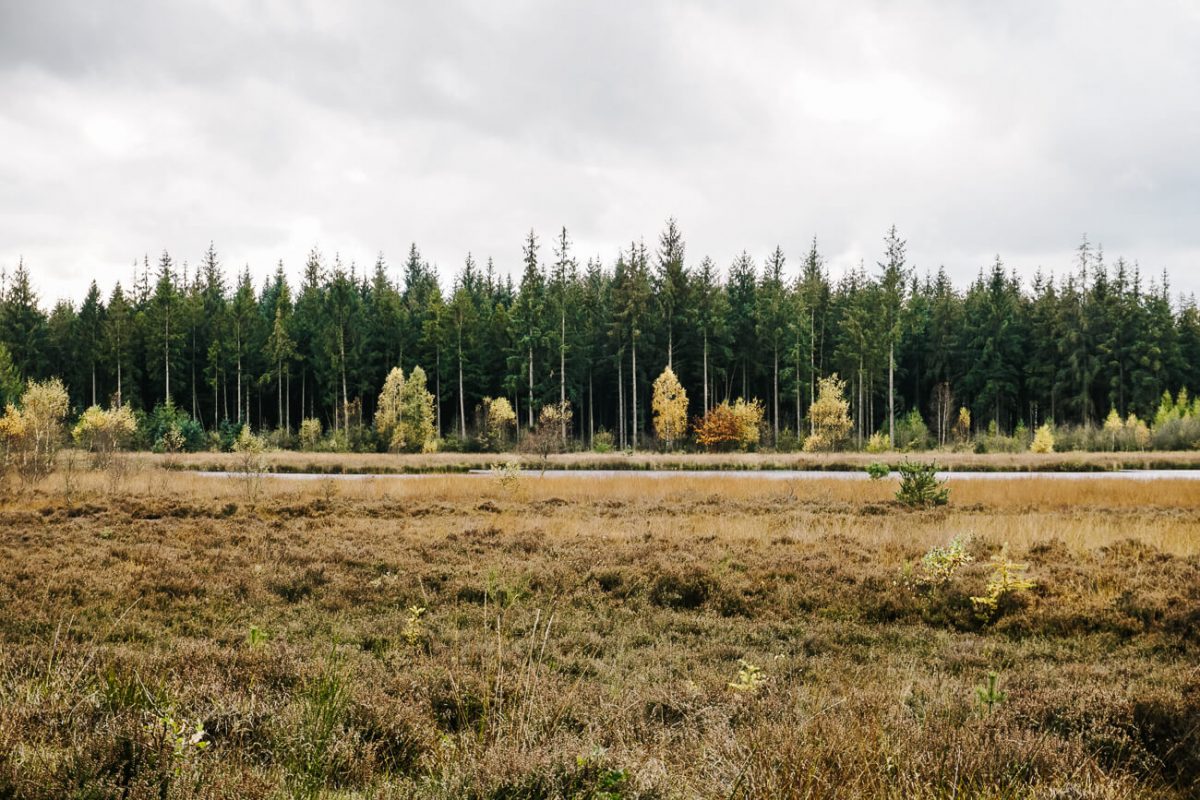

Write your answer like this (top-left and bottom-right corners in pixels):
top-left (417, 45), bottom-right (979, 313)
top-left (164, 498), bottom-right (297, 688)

top-left (895, 460), bottom-right (949, 507)
top-left (865, 462), bottom-right (890, 481)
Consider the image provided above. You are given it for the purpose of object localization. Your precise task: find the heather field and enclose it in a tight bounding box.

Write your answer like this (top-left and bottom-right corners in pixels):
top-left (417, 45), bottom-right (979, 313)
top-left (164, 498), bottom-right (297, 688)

top-left (1, 466), bottom-right (1198, 798)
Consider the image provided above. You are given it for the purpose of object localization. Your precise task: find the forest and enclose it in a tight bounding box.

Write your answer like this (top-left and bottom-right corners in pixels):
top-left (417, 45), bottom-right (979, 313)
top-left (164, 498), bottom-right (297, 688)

top-left (3, 222), bottom-right (1199, 452)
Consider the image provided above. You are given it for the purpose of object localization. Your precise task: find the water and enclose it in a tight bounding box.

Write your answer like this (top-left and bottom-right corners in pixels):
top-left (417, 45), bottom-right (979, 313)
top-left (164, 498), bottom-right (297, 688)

top-left (193, 469), bottom-right (1200, 481)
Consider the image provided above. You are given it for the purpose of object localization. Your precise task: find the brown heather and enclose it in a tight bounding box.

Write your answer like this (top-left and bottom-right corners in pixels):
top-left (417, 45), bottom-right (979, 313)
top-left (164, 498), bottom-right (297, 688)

top-left (0, 464), bottom-right (1198, 798)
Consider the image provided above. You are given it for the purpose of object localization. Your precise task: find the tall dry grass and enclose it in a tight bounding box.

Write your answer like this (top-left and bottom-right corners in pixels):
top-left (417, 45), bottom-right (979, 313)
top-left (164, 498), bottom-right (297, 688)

top-left (0, 467), bottom-right (1197, 797)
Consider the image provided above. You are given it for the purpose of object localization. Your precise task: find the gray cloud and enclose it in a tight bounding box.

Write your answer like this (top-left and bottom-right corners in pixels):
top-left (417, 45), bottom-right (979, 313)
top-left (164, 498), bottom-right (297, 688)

top-left (1, 0), bottom-right (1198, 304)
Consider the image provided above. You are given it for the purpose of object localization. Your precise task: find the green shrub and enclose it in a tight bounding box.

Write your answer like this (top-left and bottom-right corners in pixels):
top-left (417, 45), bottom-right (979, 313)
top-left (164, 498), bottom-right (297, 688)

top-left (865, 462), bottom-right (890, 481)
top-left (865, 431), bottom-right (889, 453)
top-left (592, 429), bottom-right (614, 453)
top-left (895, 409), bottom-right (931, 450)
top-left (140, 402), bottom-right (205, 452)
top-left (895, 460), bottom-right (949, 508)
top-left (298, 418), bottom-right (323, 451)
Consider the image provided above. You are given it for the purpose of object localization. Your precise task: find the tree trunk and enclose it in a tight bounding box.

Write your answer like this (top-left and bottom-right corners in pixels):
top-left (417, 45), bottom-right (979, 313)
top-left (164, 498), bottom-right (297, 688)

top-left (527, 346), bottom-right (534, 430)
top-left (617, 350), bottom-right (624, 450)
top-left (278, 358), bottom-right (283, 431)
top-left (340, 331), bottom-right (348, 435)
top-left (164, 310), bottom-right (170, 404)
top-left (857, 363), bottom-right (864, 447)
top-left (191, 330), bottom-right (197, 420)
top-left (458, 333), bottom-right (466, 440)
top-left (773, 345), bottom-right (779, 445)
top-left (560, 310), bottom-right (566, 443)
top-left (631, 340), bottom-right (638, 451)
top-left (703, 331), bottom-right (709, 414)
top-left (795, 340), bottom-right (801, 435)
top-left (888, 341), bottom-right (895, 447)
top-left (588, 369), bottom-right (594, 447)
top-left (809, 308), bottom-right (816, 434)
top-left (236, 328), bottom-right (243, 426)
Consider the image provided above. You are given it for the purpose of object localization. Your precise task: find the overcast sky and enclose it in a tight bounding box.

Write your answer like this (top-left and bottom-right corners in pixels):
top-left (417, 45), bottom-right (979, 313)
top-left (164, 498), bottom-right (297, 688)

top-left (2, 0), bottom-right (1199, 304)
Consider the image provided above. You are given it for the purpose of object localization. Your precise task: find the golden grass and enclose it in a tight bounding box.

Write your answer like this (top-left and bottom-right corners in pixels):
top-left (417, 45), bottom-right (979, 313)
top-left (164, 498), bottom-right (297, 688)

top-left (0, 467), bottom-right (1197, 797)
top-left (138, 447), bottom-right (1200, 475)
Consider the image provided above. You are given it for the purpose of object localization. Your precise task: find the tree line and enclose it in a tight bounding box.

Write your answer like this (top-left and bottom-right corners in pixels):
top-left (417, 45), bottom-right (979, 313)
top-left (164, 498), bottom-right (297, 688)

top-left (2, 222), bottom-right (1199, 451)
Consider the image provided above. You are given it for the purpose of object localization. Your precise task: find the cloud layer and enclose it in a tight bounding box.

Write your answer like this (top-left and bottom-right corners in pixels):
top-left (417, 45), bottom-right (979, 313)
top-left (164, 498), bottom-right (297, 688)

top-left (2, 0), bottom-right (1198, 302)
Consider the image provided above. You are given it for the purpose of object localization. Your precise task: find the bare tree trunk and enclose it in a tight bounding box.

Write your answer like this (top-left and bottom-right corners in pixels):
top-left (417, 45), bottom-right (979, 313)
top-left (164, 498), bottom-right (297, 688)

top-left (888, 341), bottom-right (895, 447)
top-left (164, 310), bottom-right (170, 404)
top-left (703, 331), bottom-right (709, 414)
top-left (278, 358), bottom-right (283, 431)
top-left (588, 369), bottom-right (594, 447)
top-left (560, 310), bottom-right (566, 443)
top-left (458, 333), bottom-right (466, 440)
top-left (237, 330), bottom-right (243, 425)
top-left (795, 338), bottom-right (801, 435)
top-left (810, 307), bottom-right (815, 434)
top-left (617, 350), bottom-right (624, 449)
top-left (857, 363), bottom-right (864, 447)
top-left (339, 330), bottom-right (348, 435)
top-left (527, 346), bottom-right (534, 429)
top-left (631, 340), bottom-right (638, 452)
top-left (773, 345), bottom-right (779, 445)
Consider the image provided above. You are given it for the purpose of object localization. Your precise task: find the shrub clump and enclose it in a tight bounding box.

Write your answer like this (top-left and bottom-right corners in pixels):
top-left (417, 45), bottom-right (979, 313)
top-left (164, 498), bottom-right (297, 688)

top-left (1030, 423), bottom-right (1055, 454)
top-left (0, 378), bottom-right (69, 484)
top-left (895, 461), bottom-right (949, 508)
top-left (803, 374), bottom-right (852, 452)
top-left (73, 404), bottom-right (137, 467)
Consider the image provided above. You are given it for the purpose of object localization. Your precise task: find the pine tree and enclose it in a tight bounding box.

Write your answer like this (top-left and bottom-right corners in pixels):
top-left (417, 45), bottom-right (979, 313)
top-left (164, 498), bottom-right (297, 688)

top-left (77, 282), bottom-right (105, 407)
top-left (509, 230), bottom-right (547, 431)
top-left (0, 259), bottom-right (47, 380)
top-left (145, 250), bottom-right (184, 407)
top-left (654, 218), bottom-right (690, 372)
top-left (878, 226), bottom-right (909, 447)
top-left (756, 246), bottom-right (790, 445)
top-left (103, 284), bottom-right (134, 407)
top-left (692, 255), bottom-right (730, 415)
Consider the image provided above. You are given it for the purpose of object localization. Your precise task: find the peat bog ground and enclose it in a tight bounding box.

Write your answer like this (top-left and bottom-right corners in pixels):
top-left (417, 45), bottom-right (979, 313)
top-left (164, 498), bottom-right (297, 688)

top-left (0, 468), bottom-right (1198, 798)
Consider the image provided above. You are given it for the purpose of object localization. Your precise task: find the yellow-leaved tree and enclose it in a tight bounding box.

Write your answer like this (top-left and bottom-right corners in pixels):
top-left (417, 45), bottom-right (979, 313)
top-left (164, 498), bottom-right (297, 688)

top-left (480, 396), bottom-right (516, 452)
top-left (1103, 409), bottom-right (1123, 451)
top-left (374, 367), bottom-right (405, 451)
top-left (803, 374), bottom-right (852, 452)
top-left (72, 404), bottom-right (137, 467)
top-left (0, 378), bottom-right (70, 483)
top-left (397, 366), bottom-right (436, 453)
top-left (652, 366), bottom-right (688, 449)
top-left (1030, 423), bottom-right (1055, 453)
top-left (730, 398), bottom-right (764, 449)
